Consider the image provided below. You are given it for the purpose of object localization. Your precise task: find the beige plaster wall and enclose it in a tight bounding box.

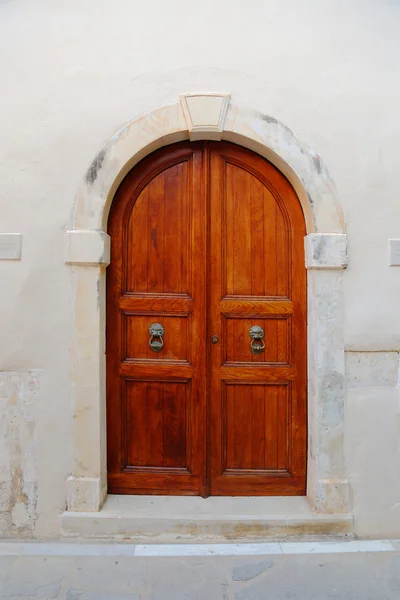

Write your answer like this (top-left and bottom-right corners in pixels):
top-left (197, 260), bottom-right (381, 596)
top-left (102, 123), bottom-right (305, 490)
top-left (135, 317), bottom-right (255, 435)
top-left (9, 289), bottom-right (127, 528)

top-left (0, 0), bottom-right (399, 537)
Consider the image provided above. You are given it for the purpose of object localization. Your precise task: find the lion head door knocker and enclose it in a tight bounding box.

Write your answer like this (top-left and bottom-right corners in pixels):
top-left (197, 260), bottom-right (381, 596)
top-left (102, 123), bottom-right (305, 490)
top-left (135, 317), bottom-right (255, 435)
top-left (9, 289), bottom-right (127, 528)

top-left (249, 325), bottom-right (265, 355)
top-left (148, 323), bottom-right (164, 352)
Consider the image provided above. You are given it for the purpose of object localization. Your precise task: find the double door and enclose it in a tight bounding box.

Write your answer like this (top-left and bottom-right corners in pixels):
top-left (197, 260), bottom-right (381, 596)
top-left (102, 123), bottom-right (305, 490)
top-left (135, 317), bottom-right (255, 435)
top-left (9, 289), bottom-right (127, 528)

top-left (107, 141), bottom-right (306, 496)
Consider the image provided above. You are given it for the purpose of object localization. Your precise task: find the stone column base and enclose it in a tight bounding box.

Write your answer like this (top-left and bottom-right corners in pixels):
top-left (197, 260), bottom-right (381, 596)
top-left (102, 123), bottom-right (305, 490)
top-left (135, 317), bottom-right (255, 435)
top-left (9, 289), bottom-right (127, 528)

top-left (312, 479), bottom-right (351, 514)
top-left (66, 476), bottom-right (107, 512)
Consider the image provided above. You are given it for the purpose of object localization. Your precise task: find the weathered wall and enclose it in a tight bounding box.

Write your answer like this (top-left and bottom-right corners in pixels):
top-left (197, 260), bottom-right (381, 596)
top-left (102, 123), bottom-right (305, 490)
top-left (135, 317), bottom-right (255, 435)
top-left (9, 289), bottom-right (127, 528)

top-left (0, 0), bottom-right (399, 537)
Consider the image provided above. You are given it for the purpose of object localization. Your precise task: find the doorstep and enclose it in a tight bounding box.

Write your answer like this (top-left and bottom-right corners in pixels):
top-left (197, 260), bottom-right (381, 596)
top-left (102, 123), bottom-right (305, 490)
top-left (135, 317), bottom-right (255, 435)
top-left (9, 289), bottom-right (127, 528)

top-left (61, 495), bottom-right (353, 542)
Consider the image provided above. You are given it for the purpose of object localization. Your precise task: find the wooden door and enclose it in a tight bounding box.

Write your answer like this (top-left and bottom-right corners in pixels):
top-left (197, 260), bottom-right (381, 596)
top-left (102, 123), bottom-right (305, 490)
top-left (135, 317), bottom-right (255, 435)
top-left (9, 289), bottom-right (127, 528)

top-left (107, 143), bottom-right (207, 494)
top-left (107, 141), bottom-right (307, 496)
top-left (209, 143), bottom-right (307, 495)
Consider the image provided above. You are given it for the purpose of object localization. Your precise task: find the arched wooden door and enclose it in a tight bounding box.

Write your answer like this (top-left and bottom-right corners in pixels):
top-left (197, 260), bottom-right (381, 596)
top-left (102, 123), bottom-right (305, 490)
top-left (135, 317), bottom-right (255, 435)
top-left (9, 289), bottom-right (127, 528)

top-left (107, 141), bottom-right (307, 496)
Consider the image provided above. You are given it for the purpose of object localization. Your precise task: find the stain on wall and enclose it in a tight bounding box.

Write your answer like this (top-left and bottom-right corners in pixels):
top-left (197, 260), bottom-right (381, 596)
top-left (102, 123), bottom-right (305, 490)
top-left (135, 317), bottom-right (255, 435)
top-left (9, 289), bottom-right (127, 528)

top-left (0, 371), bottom-right (39, 536)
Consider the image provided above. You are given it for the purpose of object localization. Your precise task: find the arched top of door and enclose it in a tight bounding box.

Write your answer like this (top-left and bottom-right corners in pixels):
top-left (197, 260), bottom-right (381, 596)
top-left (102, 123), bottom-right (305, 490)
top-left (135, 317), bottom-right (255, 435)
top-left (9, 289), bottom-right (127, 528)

top-left (68, 93), bottom-right (346, 269)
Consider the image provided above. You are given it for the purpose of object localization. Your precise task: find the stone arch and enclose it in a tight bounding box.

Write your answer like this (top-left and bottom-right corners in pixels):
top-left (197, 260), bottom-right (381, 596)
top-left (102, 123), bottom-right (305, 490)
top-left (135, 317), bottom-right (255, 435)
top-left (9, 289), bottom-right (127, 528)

top-left (72, 96), bottom-right (344, 235)
top-left (64, 94), bottom-right (349, 520)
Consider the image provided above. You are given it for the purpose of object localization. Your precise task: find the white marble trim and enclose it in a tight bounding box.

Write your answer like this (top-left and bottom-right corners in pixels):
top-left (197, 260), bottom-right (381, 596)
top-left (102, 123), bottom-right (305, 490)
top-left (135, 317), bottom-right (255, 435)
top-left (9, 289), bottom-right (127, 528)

top-left (0, 540), bottom-right (395, 557)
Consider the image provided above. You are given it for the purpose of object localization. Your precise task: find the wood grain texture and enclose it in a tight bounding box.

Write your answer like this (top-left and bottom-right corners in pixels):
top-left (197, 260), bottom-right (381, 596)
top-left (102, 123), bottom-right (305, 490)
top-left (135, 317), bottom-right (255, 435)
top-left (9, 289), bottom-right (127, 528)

top-left (107, 141), bottom-right (307, 497)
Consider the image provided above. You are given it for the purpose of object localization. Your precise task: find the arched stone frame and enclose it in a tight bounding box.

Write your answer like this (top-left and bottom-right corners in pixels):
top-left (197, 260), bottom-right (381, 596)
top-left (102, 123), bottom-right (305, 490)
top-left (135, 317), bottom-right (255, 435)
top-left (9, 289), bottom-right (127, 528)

top-left (64, 94), bottom-right (349, 516)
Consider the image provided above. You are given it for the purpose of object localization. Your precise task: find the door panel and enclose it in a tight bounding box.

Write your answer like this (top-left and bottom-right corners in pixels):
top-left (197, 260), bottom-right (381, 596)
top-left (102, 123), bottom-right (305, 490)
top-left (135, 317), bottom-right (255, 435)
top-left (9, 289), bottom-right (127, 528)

top-left (224, 316), bottom-right (290, 364)
top-left (126, 163), bottom-right (189, 294)
top-left (209, 142), bottom-right (306, 495)
top-left (224, 163), bottom-right (289, 297)
top-left (125, 380), bottom-right (190, 469)
top-left (223, 382), bottom-right (289, 472)
top-left (125, 314), bottom-right (190, 362)
top-left (107, 141), bottom-right (307, 497)
top-left (107, 143), bottom-right (207, 495)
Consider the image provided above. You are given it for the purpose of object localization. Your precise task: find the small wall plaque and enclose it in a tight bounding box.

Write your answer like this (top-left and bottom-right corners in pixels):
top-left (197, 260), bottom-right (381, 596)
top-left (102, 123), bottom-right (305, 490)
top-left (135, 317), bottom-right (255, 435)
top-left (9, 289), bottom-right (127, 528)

top-left (389, 239), bottom-right (400, 266)
top-left (0, 234), bottom-right (22, 260)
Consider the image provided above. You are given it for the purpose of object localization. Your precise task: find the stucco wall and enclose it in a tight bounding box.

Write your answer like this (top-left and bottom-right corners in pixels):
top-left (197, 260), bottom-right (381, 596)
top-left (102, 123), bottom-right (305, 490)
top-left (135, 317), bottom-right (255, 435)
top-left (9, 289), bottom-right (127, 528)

top-left (0, 0), bottom-right (399, 537)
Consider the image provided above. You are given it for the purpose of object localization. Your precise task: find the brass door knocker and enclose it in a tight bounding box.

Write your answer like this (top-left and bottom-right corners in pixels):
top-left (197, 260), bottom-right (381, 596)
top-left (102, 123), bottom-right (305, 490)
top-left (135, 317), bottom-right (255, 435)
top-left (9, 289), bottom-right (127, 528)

top-left (249, 325), bottom-right (265, 355)
top-left (149, 323), bottom-right (164, 352)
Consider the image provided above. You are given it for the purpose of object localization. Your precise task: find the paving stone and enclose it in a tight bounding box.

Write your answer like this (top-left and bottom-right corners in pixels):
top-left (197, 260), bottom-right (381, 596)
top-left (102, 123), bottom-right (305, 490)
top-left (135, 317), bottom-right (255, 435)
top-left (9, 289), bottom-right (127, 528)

top-left (0, 597), bottom-right (51, 600)
top-left (234, 553), bottom-right (400, 600)
top-left (0, 547), bottom-right (400, 600)
top-left (391, 539), bottom-right (400, 551)
top-left (0, 556), bottom-right (17, 588)
top-left (146, 557), bottom-right (229, 600)
top-left (65, 591), bottom-right (82, 600)
top-left (65, 556), bottom-right (146, 592)
top-left (2, 557), bottom-right (67, 598)
top-left (232, 560), bottom-right (274, 581)
top-left (65, 592), bottom-right (140, 600)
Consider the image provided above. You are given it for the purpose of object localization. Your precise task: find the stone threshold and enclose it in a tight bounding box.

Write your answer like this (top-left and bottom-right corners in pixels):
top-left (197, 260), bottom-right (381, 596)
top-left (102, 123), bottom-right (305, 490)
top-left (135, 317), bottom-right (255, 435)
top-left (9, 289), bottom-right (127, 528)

top-left (61, 495), bottom-right (353, 542)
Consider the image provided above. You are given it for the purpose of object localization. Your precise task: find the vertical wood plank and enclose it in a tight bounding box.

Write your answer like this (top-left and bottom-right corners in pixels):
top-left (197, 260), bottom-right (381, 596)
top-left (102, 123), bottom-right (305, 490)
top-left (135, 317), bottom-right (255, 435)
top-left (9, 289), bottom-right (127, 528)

top-left (233, 385), bottom-right (251, 469)
top-left (146, 382), bottom-right (163, 466)
top-left (225, 384), bottom-right (235, 470)
top-left (147, 172), bottom-right (165, 293)
top-left (164, 164), bottom-right (184, 293)
top-left (128, 187), bottom-right (149, 293)
top-left (277, 319), bottom-right (288, 363)
top-left (237, 318), bottom-right (251, 362)
top-left (126, 382), bottom-right (147, 466)
top-left (268, 317), bottom-right (278, 364)
top-left (180, 160), bottom-right (189, 295)
top-left (277, 385), bottom-right (288, 470)
top-left (251, 385), bottom-right (266, 469)
top-left (133, 316), bottom-right (149, 360)
top-left (232, 165), bottom-right (251, 295)
top-left (276, 205), bottom-right (288, 297)
top-left (265, 385), bottom-right (278, 469)
top-left (225, 163), bottom-right (234, 296)
top-left (250, 177), bottom-right (265, 296)
top-left (163, 317), bottom-right (184, 361)
top-left (162, 383), bottom-right (186, 468)
top-left (264, 190), bottom-right (277, 296)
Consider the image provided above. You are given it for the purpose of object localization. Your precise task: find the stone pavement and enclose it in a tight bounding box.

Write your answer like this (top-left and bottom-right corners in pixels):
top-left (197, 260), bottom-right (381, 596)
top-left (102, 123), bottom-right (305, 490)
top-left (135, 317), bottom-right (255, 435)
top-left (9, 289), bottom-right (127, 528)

top-left (0, 540), bottom-right (399, 599)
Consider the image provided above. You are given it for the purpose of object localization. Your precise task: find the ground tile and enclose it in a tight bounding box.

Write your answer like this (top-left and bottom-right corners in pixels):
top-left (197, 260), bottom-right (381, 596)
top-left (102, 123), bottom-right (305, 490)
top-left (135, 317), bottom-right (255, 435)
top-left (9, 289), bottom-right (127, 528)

top-left (65, 591), bottom-right (141, 600)
top-left (390, 539), bottom-right (400, 551)
top-left (146, 556), bottom-right (230, 600)
top-left (64, 556), bottom-right (147, 591)
top-left (2, 557), bottom-right (67, 599)
top-left (280, 539), bottom-right (395, 555)
top-left (0, 556), bottom-right (17, 587)
top-left (232, 560), bottom-right (274, 581)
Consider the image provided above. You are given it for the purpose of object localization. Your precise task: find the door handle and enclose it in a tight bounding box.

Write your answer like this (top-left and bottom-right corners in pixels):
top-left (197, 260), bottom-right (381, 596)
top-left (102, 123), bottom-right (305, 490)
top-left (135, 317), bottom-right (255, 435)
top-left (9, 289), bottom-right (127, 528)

top-left (149, 323), bottom-right (164, 352)
top-left (249, 325), bottom-right (265, 355)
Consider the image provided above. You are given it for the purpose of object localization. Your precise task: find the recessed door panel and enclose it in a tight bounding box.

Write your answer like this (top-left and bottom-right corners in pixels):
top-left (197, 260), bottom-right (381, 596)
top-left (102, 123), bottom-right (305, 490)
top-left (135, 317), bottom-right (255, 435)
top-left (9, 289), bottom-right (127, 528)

top-left (222, 382), bottom-right (289, 473)
top-left (125, 380), bottom-right (190, 470)
top-left (224, 317), bottom-right (291, 365)
top-left (126, 163), bottom-right (190, 295)
top-left (224, 163), bottom-right (289, 298)
top-left (124, 314), bottom-right (190, 363)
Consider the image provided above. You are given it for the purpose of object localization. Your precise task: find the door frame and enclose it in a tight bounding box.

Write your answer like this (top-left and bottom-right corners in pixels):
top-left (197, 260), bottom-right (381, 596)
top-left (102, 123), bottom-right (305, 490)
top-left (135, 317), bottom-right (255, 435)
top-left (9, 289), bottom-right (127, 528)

top-left (65, 93), bottom-right (350, 516)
